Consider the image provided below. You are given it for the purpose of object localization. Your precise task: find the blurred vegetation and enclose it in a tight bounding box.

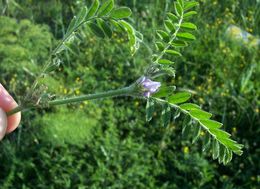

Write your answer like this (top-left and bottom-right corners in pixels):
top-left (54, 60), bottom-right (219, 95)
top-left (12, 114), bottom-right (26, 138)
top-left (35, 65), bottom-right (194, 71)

top-left (0, 0), bottom-right (259, 188)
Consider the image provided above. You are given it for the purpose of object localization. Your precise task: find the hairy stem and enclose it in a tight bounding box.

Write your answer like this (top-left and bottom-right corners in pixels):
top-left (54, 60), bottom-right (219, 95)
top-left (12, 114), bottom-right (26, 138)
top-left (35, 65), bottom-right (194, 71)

top-left (7, 85), bottom-right (136, 116)
top-left (27, 16), bottom-right (99, 98)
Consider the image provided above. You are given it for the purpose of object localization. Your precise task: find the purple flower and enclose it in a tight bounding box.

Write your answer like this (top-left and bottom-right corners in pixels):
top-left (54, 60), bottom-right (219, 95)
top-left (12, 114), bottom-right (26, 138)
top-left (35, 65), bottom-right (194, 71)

top-left (140, 77), bottom-right (161, 97)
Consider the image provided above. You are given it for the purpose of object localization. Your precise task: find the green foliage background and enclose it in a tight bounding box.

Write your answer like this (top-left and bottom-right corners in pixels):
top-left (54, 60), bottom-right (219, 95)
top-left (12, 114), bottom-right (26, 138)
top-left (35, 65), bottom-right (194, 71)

top-left (0, 0), bottom-right (259, 188)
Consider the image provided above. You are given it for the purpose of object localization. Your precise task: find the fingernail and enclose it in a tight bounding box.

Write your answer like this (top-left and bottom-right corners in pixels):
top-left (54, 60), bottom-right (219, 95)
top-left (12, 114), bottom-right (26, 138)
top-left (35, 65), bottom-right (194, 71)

top-left (0, 108), bottom-right (7, 140)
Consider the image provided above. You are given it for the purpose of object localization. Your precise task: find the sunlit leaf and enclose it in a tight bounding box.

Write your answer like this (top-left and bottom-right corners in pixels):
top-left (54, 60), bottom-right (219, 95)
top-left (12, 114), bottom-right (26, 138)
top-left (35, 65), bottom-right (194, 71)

top-left (156, 30), bottom-right (170, 42)
top-left (153, 86), bottom-right (176, 98)
top-left (174, 2), bottom-right (183, 17)
top-left (181, 22), bottom-right (197, 30)
top-left (167, 12), bottom-right (178, 22)
top-left (155, 41), bottom-right (164, 51)
top-left (164, 20), bottom-right (175, 33)
top-left (165, 50), bottom-right (182, 56)
top-left (183, 11), bottom-right (197, 18)
top-left (177, 32), bottom-right (196, 41)
top-left (118, 20), bottom-right (138, 54)
top-left (200, 119), bottom-right (223, 129)
top-left (177, 0), bottom-right (184, 7)
top-left (184, 1), bottom-right (199, 11)
top-left (110, 7), bottom-right (132, 19)
top-left (171, 40), bottom-right (188, 47)
top-left (86, 0), bottom-right (100, 18)
top-left (189, 109), bottom-right (212, 120)
top-left (168, 92), bottom-right (191, 104)
top-left (158, 59), bottom-right (174, 65)
top-left (179, 103), bottom-right (200, 111)
top-left (98, 0), bottom-right (114, 16)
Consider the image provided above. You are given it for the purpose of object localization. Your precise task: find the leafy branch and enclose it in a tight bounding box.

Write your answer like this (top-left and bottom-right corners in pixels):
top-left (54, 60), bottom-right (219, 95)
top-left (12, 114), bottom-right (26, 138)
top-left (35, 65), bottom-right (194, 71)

top-left (145, 0), bottom-right (243, 164)
top-left (7, 0), bottom-right (243, 165)
top-left (148, 94), bottom-right (243, 165)
top-left (23, 0), bottom-right (142, 107)
top-left (149, 0), bottom-right (198, 77)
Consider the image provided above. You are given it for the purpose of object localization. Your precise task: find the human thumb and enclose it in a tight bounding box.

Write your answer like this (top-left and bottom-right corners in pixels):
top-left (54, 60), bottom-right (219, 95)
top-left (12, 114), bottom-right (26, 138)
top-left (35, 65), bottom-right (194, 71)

top-left (0, 108), bottom-right (7, 140)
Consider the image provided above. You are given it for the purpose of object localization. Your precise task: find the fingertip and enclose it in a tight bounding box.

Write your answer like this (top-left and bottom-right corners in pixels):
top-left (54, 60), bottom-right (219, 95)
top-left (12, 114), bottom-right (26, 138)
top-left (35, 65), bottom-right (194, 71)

top-left (0, 84), bottom-right (21, 133)
top-left (6, 112), bottom-right (21, 133)
top-left (0, 108), bottom-right (8, 140)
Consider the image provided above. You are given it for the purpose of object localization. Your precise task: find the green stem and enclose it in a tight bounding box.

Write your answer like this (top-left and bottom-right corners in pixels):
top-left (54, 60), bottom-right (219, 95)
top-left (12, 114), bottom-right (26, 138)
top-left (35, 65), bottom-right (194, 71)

top-left (28, 16), bottom-right (99, 94)
top-left (154, 11), bottom-right (183, 63)
top-left (7, 85), bottom-right (136, 116)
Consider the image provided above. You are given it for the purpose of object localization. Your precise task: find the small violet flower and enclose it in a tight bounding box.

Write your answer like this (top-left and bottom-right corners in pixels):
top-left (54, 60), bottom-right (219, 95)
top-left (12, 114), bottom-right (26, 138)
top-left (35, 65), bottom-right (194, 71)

top-left (139, 76), bottom-right (161, 97)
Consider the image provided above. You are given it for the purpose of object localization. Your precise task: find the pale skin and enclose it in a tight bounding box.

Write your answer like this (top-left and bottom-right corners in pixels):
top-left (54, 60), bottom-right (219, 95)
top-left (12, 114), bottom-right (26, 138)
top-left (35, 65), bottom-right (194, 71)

top-left (0, 84), bottom-right (21, 140)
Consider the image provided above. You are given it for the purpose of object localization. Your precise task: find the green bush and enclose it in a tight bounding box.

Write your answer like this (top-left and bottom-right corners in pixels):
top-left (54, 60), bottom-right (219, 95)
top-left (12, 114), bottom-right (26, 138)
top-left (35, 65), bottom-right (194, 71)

top-left (0, 0), bottom-right (259, 188)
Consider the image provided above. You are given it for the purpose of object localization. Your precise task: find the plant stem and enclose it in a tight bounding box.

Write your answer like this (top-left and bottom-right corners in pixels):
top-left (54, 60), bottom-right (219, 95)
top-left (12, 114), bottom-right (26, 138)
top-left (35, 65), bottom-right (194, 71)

top-left (7, 85), bottom-right (136, 116)
top-left (154, 11), bottom-right (183, 63)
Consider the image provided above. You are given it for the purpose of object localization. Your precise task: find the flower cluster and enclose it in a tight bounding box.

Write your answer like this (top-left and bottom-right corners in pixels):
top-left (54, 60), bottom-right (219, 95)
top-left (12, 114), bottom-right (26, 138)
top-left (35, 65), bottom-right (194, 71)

top-left (138, 76), bottom-right (161, 97)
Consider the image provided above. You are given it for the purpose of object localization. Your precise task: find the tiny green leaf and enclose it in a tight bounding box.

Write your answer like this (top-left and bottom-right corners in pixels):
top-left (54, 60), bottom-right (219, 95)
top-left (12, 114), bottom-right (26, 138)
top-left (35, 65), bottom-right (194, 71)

top-left (218, 144), bottom-right (226, 164)
top-left (184, 1), bottom-right (199, 11)
top-left (167, 13), bottom-right (178, 22)
top-left (182, 116), bottom-right (192, 138)
top-left (156, 30), bottom-right (170, 42)
top-left (190, 109), bottom-right (212, 120)
top-left (173, 109), bottom-right (181, 120)
top-left (146, 98), bottom-right (155, 122)
top-left (177, 32), bottom-right (196, 41)
top-left (177, 0), bottom-right (184, 7)
top-left (97, 19), bottom-right (113, 38)
top-left (179, 103), bottom-right (200, 111)
top-left (202, 132), bottom-right (211, 152)
top-left (97, 0), bottom-right (114, 16)
top-left (162, 104), bottom-right (171, 127)
top-left (76, 6), bottom-right (88, 25)
top-left (168, 92), bottom-right (191, 104)
top-left (118, 20), bottom-right (138, 54)
top-left (158, 59), bottom-right (174, 65)
top-left (212, 138), bottom-right (220, 160)
top-left (224, 148), bottom-right (233, 164)
top-left (171, 40), bottom-right (188, 47)
top-left (164, 20), bottom-right (175, 33)
top-left (181, 22), bottom-right (197, 30)
top-left (110, 7), bottom-right (132, 19)
top-left (200, 119), bottom-right (223, 129)
top-left (174, 2), bottom-right (183, 17)
top-left (183, 11), bottom-right (197, 18)
top-left (86, 0), bottom-right (100, 18)
top-left (192, 123), bottom-right (201, 144)
top-left (211, 129), bottom-right (231, 139)
top-left (88, 22), bottom-right (105, 38)
top-left (66, 16), bottom-right (77, 34)
top-left (153, 86), bottom-right (176, 98)
top-left (165, 50), bottom-right (182, 56)
top-left (155, 42), bottom-right (165, 51)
